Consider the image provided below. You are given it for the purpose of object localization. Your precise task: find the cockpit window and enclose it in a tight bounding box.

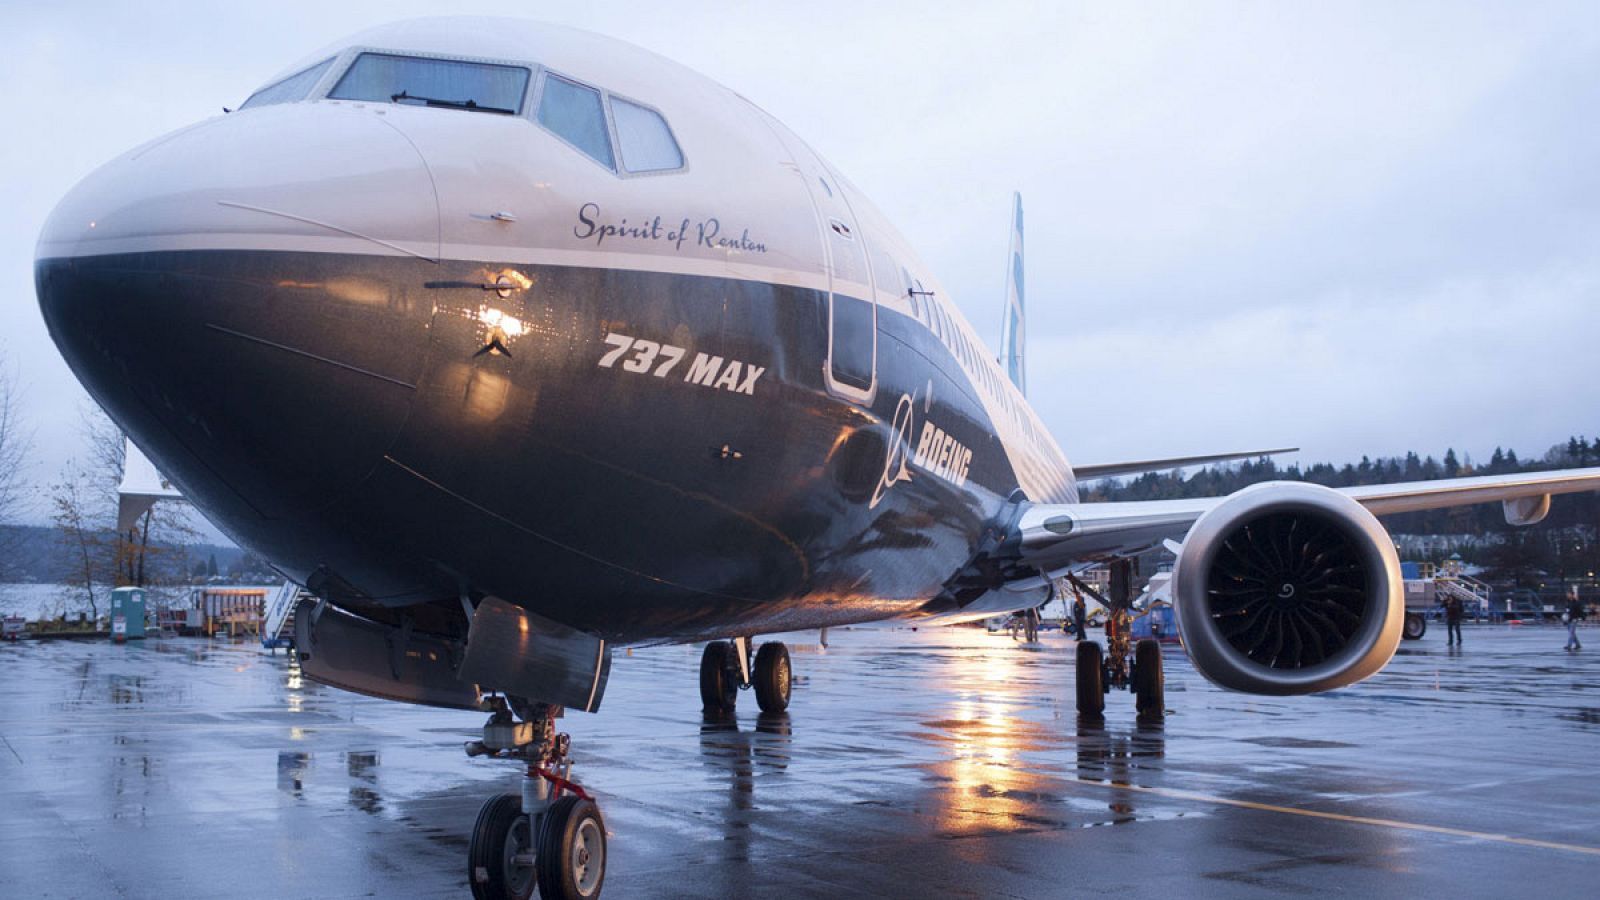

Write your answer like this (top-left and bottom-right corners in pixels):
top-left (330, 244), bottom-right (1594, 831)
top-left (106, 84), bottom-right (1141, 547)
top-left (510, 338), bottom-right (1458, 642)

top-left (329, 53), bottom-right (530, 115)
top-left (240, 58), bottom-right (334, 110)
top-left (610, 97), bottom-right (684, 173)
top-left (537, 75), bottom-right (615, 170)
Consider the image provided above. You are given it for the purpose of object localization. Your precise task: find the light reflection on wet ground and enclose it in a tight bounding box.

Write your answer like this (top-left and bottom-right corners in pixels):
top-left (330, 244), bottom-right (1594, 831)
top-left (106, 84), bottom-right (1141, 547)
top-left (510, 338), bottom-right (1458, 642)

top-left (3, 625), bottom-right (1599, 897)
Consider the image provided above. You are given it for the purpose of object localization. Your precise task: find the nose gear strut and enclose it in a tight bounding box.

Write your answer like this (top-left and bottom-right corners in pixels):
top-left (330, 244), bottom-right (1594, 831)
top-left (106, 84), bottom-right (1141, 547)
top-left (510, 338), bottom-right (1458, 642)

top-left (466, 696), bottom-right (606, 900)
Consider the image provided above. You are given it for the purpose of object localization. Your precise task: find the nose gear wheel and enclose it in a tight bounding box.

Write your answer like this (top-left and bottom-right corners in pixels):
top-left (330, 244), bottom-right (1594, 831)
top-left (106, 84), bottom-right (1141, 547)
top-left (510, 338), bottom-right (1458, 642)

top-left (466, 698), bottom-right (605, 899)
top-left (538, 796), bottom-right (607, 899)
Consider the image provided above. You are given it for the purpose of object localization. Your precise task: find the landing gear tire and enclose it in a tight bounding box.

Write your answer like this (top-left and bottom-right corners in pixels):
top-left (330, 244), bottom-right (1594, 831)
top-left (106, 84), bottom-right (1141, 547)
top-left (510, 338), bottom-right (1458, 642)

top-left (536, 795), bottom-right (607, 900)
top-left (1134, 639), bottom-right (1164, 719)
top-left (1403, 612), bottom-right (1427, 640)
top-left (753, 642), bottom-right (792, 713)
top-left (1076, 640), bottom-right (1105, 719)
top-left (469, 793), bottom-right (536, 900)
top-left (700, 641), bottom-right (738, 713)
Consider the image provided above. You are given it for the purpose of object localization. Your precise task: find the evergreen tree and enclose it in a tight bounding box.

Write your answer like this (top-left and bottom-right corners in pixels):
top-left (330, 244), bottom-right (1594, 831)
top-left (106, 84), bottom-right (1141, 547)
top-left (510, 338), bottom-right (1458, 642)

top-left (1422, 455), bottom-right (1441, 479)
top-left (1404, 451), bottom-right (1423, 480)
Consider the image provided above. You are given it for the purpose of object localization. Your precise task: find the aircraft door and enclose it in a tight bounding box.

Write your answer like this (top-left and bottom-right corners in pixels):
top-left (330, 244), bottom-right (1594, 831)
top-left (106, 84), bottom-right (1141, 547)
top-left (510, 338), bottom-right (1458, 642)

top-left (796, 157), bottom-right (877, 401)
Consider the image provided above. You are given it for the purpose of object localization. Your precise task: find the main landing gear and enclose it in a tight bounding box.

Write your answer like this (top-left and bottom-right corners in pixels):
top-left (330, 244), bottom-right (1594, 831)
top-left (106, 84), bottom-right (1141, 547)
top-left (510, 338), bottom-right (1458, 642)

top-left (465, 698), bottom-right (606, 900)
top-left (701, 636), bottom-right (792, 715)
top-left (1070, 561), bottom-right (1165, 722)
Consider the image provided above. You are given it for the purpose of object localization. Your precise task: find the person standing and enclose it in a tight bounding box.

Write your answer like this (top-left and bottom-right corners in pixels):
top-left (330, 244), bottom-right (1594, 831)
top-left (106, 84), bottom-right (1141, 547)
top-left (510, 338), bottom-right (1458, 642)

top-left (1072, 593), bottom-right (1088, 641)
top-left (1444, 594), bottom-right (1464, 646)
top-left (1565, 591), bottom-right (1585, 651)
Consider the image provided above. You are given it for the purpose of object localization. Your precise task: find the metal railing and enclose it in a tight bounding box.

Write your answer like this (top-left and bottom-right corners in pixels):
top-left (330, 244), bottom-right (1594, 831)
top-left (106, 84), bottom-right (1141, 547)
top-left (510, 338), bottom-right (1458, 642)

top-left (262, 581), bottom-right (306, 648)
top-left (1436, 574), bottom-right (1493, 612)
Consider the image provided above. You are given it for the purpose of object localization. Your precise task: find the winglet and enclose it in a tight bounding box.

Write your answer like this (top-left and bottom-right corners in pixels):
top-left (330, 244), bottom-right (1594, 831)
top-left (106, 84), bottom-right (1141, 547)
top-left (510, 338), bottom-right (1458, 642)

top-left (116, 438), bottom-right (183, 531)
top-left (999, 192), bottom-right (1026, 396)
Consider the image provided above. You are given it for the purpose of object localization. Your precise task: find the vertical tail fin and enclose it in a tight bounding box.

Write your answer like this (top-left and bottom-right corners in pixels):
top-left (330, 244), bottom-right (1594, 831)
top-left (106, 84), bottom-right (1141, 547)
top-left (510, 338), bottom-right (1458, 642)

top-left (999, 192), bottom-right (1026, 396)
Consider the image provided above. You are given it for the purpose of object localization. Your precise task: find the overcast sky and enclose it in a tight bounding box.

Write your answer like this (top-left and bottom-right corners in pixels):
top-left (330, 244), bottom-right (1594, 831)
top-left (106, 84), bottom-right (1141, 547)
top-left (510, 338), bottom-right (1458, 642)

top-left (4, 1), bottom-right (1599, 524)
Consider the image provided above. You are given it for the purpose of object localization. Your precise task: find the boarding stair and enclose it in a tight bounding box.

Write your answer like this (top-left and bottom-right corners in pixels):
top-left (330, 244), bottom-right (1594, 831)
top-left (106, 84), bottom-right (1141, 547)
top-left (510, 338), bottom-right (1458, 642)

top-left (1435, 574), bottom-right (1493, 615)
top-left (262, 581), bottom-right (310, 651)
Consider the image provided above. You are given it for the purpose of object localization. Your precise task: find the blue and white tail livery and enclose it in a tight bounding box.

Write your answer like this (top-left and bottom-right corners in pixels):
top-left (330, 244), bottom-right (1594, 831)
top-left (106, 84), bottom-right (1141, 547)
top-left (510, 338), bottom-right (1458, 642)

top-left (999, 192), bottom-right (1026, 396)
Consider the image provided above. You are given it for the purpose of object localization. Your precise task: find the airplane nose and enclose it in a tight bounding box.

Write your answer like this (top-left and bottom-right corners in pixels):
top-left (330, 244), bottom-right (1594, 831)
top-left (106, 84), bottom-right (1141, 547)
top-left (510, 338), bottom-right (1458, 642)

top-left (34, 104), bottom-right (440, 523)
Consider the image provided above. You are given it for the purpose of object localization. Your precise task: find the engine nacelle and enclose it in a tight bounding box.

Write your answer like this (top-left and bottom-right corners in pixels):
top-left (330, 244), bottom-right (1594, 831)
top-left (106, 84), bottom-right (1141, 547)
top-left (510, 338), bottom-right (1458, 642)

top-left (1171, 482), bottom-right (1403, 695)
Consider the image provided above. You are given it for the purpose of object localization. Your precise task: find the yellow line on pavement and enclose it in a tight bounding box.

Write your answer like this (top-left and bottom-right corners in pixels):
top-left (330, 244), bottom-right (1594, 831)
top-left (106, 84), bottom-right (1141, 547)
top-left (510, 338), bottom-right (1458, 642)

top-left (1073, 779), bottom-right (1600, 856)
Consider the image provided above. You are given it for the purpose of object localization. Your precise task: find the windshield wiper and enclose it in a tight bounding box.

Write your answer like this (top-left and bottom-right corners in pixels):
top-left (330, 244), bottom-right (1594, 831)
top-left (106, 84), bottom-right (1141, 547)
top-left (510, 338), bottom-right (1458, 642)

top-left (390, 90), bottom-right (514, 115)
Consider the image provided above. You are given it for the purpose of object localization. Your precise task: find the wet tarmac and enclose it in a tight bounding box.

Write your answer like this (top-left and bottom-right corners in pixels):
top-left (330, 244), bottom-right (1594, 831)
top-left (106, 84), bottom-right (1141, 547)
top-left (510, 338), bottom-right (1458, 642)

top-left (3, 624), bottom-right (1599, 898)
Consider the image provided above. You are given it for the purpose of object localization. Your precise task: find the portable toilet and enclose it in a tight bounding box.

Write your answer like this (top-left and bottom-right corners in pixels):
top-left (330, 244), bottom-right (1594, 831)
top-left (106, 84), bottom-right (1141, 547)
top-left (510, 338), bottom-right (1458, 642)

top-left (109, 587), bottom-right (147, 642)
top-left (1132, 602), bottom-right (1181, 643)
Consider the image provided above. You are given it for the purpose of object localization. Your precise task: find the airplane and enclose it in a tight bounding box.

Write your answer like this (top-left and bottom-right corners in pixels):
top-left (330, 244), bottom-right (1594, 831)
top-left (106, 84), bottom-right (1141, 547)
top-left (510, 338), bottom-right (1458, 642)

top-left (33, 16), bottom-right (1600, 900)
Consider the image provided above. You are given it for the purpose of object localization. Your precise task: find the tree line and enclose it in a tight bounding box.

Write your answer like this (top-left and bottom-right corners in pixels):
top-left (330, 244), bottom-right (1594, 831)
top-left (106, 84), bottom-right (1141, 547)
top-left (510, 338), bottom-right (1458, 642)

top-left (0, 524), bottom-right (254, 584)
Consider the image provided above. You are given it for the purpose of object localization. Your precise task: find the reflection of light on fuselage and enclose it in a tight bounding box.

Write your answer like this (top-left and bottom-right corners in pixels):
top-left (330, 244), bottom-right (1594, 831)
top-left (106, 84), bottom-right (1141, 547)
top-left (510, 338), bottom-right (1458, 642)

top-left (475, 304), bottom-right (526, 339)
top-left (447, 268), bottom-right (543, 355)
top-left (274, 277), bottom-right (393, 308)
top-left (467, 369), bottom-right (512, 421)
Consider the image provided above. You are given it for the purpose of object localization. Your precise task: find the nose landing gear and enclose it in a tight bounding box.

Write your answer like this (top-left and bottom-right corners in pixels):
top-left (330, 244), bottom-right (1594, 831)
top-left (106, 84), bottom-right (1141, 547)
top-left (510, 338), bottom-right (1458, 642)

top-left (466, 698), bottom-right (607, 900)
top-left (701, 637), bottom-right (792, 714)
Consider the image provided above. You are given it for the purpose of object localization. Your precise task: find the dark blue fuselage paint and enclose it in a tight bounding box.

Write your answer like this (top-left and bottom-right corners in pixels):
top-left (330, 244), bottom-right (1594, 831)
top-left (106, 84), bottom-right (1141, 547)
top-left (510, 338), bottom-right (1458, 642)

top-left (36, 250), bottom-right (1046, 643)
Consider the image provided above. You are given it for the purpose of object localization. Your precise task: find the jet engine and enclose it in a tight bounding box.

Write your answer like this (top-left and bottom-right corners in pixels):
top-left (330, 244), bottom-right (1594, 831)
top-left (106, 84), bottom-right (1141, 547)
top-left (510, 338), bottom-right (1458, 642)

top-left (1170, 482), bottom-right (1403, 695)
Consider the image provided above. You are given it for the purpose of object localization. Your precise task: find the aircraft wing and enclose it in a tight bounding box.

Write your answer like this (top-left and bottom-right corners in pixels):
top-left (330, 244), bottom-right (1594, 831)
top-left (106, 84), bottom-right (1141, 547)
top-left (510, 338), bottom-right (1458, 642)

top-left (1008, 466), bottom-right (1600, 584)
